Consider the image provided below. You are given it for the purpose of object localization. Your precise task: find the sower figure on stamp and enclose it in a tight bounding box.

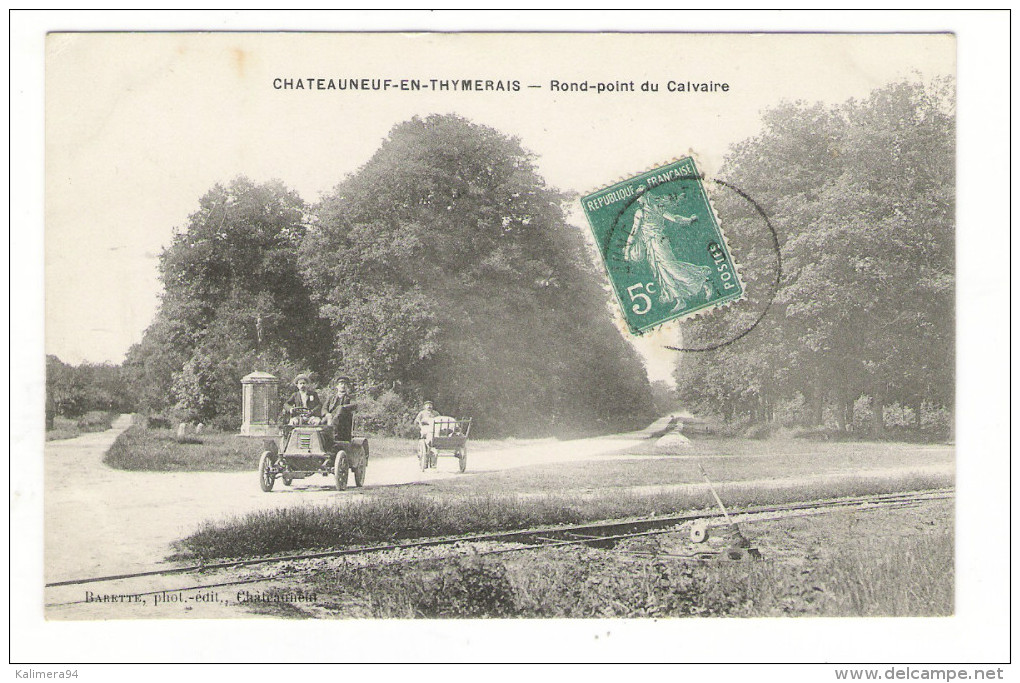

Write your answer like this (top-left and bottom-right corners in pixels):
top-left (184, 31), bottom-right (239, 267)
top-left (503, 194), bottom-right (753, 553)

top-left (625, 188), bottom-right (714, 313)
top-left (323, 376), bottom-right (357, 443)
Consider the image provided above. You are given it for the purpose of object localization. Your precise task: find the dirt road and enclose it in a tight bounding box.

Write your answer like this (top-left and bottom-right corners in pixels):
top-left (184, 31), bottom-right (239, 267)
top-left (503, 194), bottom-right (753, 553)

top-left (45, 415), bottom-right (669, 586)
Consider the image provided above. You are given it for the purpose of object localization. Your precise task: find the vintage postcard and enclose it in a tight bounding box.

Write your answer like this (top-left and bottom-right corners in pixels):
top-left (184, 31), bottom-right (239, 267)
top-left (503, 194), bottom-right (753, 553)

top-left (25, 27), bottom-right (979, 661)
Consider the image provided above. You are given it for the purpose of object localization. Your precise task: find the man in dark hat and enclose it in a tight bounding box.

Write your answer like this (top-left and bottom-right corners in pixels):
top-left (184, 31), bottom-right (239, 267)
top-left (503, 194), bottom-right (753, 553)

top-left (282, 373), bottom-right (323, 425)
top-left (323, 376), bottom-right (357, 442)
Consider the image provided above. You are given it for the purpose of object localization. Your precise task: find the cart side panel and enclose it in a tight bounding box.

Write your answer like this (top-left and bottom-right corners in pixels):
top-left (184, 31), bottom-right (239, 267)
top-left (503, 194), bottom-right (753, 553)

top-left (432, 435), bottom-right (468, 450)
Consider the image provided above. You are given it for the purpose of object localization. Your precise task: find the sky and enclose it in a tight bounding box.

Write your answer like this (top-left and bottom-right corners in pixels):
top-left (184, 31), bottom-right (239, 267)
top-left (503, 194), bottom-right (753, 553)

top-left (45, 32), bottom-right (955, 382)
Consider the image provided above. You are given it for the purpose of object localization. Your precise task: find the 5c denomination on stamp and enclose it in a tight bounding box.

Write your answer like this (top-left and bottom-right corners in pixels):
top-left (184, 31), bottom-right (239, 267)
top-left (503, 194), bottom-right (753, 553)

top-left (581, 157), bottom-right (744, 333)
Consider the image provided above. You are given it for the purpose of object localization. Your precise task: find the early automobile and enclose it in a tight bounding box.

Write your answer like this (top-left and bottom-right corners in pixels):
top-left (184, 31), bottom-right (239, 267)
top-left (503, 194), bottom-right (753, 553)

top-left (258, 411), bottom-right (369, 492)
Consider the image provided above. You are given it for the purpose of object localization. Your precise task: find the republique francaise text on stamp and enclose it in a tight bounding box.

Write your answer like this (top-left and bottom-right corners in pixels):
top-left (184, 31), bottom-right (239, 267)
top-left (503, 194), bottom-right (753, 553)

top-left (581, 158), bottom-right (744, 333)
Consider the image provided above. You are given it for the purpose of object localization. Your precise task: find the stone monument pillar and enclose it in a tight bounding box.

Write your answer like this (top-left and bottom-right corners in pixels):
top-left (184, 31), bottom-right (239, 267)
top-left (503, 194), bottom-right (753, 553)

top-left (240, 371), bottom-right (281, 437)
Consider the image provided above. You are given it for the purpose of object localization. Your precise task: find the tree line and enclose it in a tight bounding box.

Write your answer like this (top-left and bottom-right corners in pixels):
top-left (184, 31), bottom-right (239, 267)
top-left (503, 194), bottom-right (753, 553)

top-left (45, 355), bottom-right (135, 427)
top-left (123, 114), bottom-right (656, 437)
top-left (675, 80), bottom-right (954, 438)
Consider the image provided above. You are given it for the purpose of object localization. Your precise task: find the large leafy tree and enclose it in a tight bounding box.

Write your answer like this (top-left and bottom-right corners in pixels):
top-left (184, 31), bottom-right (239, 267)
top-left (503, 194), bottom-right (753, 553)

top-left (302, 114), bottom-right (655, 436)
top-left (125, 177), bottom-right (331, 425)
top-left (678, 80), bottom-right (954, 434)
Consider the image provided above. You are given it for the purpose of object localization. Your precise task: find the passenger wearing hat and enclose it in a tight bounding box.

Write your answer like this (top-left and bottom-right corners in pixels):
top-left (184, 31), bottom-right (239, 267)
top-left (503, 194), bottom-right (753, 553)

top-left (282, 374), bottom-right (323, 425)
top-left (414, 400), bottom-right (440, 443)
top-left (323, 376), bottom-right (357, 442)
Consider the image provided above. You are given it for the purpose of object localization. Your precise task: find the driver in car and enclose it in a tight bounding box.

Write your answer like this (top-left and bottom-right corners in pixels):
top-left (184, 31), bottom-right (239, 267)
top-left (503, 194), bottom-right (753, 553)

top-left (282, 374), bottom-right (323, 425)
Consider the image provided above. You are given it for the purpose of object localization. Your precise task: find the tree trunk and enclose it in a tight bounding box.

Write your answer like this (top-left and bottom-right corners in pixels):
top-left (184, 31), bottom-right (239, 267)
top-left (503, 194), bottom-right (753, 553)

top-left (835, 392), bottom-right (848, 432)
top-left (810, 385), bottom-right (825, 427)
top-left (871, 392), bottom-right (885, 437)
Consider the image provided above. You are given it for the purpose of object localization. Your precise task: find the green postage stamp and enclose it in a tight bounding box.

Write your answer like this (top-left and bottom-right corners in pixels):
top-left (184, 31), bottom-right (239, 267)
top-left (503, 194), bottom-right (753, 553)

top-left (581, 157), bottom-right (744, 333)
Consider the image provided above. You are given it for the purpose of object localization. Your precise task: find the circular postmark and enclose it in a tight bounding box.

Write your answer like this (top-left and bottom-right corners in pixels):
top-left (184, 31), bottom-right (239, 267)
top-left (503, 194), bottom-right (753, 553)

top-left (601, 175), bottom-right (782, 353)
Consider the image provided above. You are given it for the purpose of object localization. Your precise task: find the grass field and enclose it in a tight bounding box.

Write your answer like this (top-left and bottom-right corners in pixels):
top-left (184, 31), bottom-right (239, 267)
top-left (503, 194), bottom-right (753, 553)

top-left (240, 501), bottom-right (954, 618)
top-left (176, 467), bottom-right (952, 561)
top-left (158, 422), bottom-right (954, 618)
top-left (46, 412), bottom-right (116, 441)
top-left (614, 434), bottom-right (952, 459)
top-left (172, 432), bottom-right (952, 560)
top-left (104, 423), bottom-right (552, 472)
top-left (417, 441), bottom-right (953, 495)
top-left (138, 412), bottom-right (955, 617)
top-left (104, 426), bottom-right (267, 471)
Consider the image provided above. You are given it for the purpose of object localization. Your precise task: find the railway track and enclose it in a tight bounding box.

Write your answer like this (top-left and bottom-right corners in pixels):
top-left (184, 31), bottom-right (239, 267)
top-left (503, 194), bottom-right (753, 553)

top-left (45, 488), bottom-right (953, 609)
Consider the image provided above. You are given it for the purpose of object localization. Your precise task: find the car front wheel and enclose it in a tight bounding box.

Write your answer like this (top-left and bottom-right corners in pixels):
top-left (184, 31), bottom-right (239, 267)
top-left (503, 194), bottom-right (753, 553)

top-left (258, 451), bottom-right (276, 492)
top-left (334, 451), bottom-right (349, 491)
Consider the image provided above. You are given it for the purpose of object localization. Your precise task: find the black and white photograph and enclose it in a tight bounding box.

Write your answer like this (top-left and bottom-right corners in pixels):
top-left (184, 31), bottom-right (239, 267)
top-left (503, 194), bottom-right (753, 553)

top-left (9, 11), bottom-right (1011, 671)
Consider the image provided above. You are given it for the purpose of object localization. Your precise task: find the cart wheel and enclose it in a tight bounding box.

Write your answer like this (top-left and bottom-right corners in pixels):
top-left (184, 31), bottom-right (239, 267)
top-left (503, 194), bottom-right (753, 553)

top-left (457, 447), bottom-right (467, 473)
top-left (334, 451), bottom-right (349, 491)
top-left (258, 451), bottom-right (275, 492)
top-left (354, 462), bottom-right (366, 488)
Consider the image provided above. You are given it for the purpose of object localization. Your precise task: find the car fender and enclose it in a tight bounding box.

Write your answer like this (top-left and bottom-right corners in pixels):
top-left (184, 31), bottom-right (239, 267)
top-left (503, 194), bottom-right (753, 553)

top-left (339, 437), bottom-right (369, 465)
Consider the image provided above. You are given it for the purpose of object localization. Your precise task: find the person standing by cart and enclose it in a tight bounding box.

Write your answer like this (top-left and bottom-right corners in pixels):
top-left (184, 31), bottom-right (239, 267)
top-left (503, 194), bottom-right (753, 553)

top-left (415, 400), bottom-right (440, 444)
top-left (414, 400), bottom-right (441, 469)
top-left (324, 376), bottom-right (357, 442)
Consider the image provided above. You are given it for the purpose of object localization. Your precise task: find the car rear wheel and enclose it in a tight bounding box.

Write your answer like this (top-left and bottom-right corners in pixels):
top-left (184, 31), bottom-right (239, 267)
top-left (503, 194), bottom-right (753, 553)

top-left (334, 451), bottom-right (349, 491)
top-left (354, 462), bottom-right (366, 488)
top-left (258, 451), bottom-right (275, 492)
